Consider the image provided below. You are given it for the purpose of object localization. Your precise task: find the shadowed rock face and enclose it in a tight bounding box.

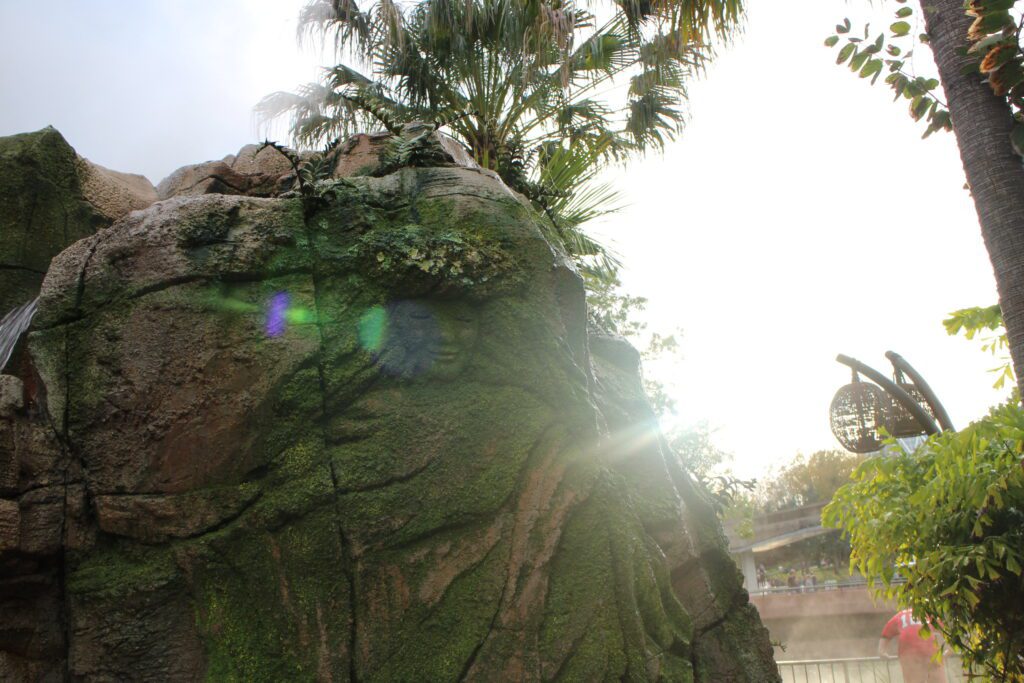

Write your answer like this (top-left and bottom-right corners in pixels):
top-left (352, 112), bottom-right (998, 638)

top-left (0, 130), bottom-right (777, 681)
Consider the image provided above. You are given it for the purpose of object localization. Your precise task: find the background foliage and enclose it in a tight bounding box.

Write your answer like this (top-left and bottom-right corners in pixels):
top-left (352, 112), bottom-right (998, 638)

top-left (825, 405), bottom-right (1024, 679)
top-left (757, 449), bottom-right (866, 513)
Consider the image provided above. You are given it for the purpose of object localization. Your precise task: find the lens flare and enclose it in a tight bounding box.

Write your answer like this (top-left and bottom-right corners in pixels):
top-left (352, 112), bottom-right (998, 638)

top-left (358, 306), bottom-right (388, 352)
top-left (202, 290), bottom-right (318, 337)
top-left (201, 291), bottom-right (259, 314)
top-left (266, 292), bottom-right (289, 337)
top-left (286, 307), bottom-right (316, 325)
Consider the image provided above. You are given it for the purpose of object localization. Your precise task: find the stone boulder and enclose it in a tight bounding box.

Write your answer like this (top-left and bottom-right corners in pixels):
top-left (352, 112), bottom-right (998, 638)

top-left (77, 158), bottom-right (157, 224)
top-left (155, 143), bottom-right (296, 200)
top-left (157, 124), bottom-right (500, 203)
top-left (0, 127), bottom-right (156, 313)
top-left (332, 125), bottom-right (496, 180)
top-left (332, 131), bottom-right (393, 177)
top-left (1, 130), bottom-right (778, 681)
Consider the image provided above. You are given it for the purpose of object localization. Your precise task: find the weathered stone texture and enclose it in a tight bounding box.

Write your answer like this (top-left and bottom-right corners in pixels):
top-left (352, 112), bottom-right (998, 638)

top-left (0, 401), bottom-right (65, 681)
top-left (1, 128), bottom-right (778, 681)
top-left (77, 158), bottom-right (157, 224)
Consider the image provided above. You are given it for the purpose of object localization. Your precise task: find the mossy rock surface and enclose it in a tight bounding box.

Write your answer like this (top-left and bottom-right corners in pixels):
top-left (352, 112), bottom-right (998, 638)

top-left (2, 132), bottom-right (778, 681)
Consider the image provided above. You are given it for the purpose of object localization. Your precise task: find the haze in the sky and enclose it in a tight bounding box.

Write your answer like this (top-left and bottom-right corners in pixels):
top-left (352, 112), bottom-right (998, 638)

top-left (0, 0), bottom-right (1005, 477)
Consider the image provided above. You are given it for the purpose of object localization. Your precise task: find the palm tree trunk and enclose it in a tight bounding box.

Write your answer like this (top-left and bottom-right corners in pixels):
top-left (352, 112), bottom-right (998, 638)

top-left (921, 0), bottom-right (1024, 398)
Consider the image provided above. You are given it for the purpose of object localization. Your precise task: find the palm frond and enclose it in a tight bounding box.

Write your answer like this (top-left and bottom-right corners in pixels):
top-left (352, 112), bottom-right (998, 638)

top-left (264, 0), bottom-right (744, 285)
top-left (553, 181), bottom-right (624, 231)
top-left (324, 64), bottom-right (374, 88)
top-left (299, 0), bottom-right (374, 59)
top-left (625, 89), bottom-right (684, 150)
top-left (616, 0), bottom-right (745, 44)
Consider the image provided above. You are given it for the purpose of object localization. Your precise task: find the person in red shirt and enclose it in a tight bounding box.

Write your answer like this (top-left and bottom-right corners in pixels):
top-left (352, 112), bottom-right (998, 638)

top-left (878, 608), bottom-right (945, 683)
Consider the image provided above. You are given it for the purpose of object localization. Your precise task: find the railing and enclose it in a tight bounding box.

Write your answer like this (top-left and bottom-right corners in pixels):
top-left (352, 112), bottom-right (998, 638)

top-left (778, 656), bottom-right (968, 683)
top-left (750, 577), bottom-right (908, 597)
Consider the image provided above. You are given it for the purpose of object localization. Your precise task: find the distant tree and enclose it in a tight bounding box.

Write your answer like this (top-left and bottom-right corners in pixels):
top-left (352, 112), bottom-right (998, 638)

top-left (585, 274), bottom-right (681, 413)
top-left (668, 422), bottom-right (756, 518)
top-left (757, 450), bottom-right (865, 513)
top-left (588, 283), bottom-right (757, 520)
top-left (586, 275), bottom-right (654, 339)
top-left (669, 420), bottom-right (730, 477)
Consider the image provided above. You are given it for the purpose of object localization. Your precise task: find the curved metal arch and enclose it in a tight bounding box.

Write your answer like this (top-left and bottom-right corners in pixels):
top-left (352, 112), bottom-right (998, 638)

top-left (835, 354), bottom-right (940, 436)
top-left (885, 351), bottom-right (955, 432)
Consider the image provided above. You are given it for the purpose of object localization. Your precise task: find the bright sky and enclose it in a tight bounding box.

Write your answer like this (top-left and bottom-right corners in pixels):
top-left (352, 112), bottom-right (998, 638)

top-left (0, 0), bottom-right (1006, 477)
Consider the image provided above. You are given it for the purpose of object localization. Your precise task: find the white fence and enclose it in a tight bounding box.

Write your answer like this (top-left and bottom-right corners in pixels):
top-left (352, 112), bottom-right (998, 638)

top-left (778, 656), bottom-right (968, 683)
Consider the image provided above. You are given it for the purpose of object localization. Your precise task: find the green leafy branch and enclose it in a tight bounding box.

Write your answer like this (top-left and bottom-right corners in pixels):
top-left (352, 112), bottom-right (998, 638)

top-left (825, 3), bottom-right (953, 138)
top-left (826, 303), bottom-right (1024, 678)
top-left (835, 0), bottom-right (1024, 158)
top-left (945, 304), bottom-right (1015, 390)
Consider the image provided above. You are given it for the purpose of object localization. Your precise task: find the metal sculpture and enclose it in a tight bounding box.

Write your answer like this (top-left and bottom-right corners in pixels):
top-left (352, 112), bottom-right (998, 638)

top-left (885, 372), bottom-right (937, 438)
top-left (885, 351), bottom-right (955, 431)
top-left (830, 352), bottom-right (953, 453)
top-left (829, 373), bottom-right (889, 453)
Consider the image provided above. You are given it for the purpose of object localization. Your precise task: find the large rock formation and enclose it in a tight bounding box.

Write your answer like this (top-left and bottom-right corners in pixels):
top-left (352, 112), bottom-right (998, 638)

top-left (0, 127), bottom-right (156, 312)
top-left (0, 128), bottom-right (777, 681)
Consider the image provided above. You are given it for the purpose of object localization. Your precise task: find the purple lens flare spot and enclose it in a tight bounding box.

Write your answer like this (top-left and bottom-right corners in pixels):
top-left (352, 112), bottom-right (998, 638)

top-left (266, 291), bottom-right (290, 337)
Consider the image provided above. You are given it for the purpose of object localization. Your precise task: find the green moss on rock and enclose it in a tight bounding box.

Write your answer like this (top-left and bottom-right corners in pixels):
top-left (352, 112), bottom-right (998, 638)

top-left (67, 542), bottom-right (178, 600)
top-left (191, 505), bottom-right (351, 681)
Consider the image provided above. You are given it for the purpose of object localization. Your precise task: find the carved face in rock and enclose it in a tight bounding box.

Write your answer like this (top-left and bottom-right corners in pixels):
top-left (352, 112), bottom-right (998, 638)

top-left (23, 166), bottom-right (774, 681)
top-left (365, 299), bottom-right (480, 380)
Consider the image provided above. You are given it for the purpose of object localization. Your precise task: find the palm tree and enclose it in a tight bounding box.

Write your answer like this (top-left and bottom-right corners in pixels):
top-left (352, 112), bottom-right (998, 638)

top-left (913, 0), bottom-right (1024, 398)
top-left (259, 0), bottom-right (739, 280)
